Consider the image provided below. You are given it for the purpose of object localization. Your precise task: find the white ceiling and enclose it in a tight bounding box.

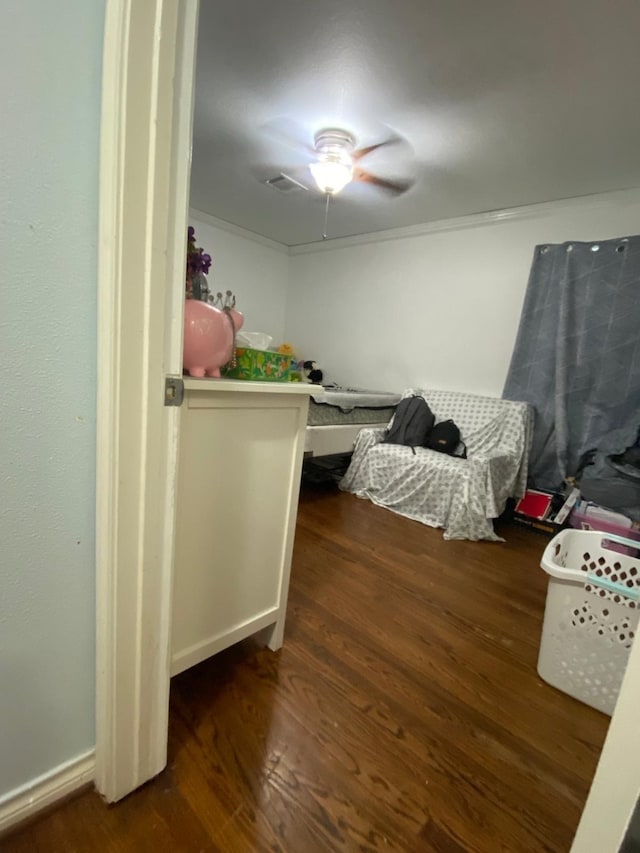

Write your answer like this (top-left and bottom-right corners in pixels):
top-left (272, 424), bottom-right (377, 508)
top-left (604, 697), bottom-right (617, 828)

top-left (190, 0), bottom-right (640, 247)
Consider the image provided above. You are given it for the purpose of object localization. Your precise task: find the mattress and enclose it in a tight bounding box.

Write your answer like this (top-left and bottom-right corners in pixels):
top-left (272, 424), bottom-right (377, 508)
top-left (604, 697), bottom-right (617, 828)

top-left (307, 400), bottom-right (396, 426)
top-left (307, 386), bottom-right (400, 427)
top-left (310, 387), bottom-right (401, 411)
top-left (304, 386), bottom-right (400, 457)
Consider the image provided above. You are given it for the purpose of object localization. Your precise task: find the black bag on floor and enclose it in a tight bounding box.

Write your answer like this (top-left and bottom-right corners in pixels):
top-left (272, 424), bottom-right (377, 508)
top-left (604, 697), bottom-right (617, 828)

top-left (426, 419), bottom-right (467, 459)
top-left (384, 395), bottom-right (435, 453)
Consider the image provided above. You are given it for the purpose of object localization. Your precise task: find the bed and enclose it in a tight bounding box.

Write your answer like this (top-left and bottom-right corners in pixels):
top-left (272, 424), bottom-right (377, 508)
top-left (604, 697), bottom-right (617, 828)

top-left (304, 387), bottom-right (401, 458)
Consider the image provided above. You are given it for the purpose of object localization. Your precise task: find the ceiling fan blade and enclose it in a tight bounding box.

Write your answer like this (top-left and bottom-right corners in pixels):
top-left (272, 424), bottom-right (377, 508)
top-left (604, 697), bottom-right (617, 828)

top-left (353, 136), bottom-right (402, 160)
top-left (354, 168), bottom-right (414, 195)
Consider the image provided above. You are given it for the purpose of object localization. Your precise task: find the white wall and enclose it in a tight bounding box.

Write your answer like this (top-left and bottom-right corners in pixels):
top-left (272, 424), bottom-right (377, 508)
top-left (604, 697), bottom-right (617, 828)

top-left (0, 1), bottom-right (104, 800)
top-left (189, 210), bottom-right (289, 344)
top-left (285, 190), bottom-right (640, 396)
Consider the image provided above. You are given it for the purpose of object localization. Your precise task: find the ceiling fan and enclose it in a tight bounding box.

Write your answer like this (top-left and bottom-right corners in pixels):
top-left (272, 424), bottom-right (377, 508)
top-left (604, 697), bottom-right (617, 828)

top-left (263, 120), bottom-right (414, 198)
top-left (306, 128), bottom-right (414, 196)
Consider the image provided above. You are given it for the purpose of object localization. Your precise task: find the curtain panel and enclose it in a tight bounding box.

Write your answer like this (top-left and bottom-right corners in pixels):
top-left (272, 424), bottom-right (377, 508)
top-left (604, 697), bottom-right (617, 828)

top-left (503, 235), bottom-right (640, 493)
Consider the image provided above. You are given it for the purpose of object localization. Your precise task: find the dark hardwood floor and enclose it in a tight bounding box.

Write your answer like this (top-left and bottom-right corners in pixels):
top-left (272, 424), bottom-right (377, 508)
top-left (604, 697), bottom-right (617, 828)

top-left (4, 485), bottom-right (609, 852)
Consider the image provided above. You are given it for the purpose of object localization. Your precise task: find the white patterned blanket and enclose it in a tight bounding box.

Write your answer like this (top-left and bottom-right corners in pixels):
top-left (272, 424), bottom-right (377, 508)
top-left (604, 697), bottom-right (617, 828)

top-left (339, 389), bottom-right (534, 541)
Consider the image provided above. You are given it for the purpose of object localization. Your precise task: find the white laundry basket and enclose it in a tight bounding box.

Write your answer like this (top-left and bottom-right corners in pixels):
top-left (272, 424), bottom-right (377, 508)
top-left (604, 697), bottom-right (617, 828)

top-left (538, 528), bottom-right (640, 715)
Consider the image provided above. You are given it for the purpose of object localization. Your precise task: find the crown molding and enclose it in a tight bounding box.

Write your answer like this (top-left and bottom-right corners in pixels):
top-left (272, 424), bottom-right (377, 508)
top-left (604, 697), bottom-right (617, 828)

top-left (191, 187), bottom-right (640, 256)
top-left (288, 186), bottom-right (640, 255)
top-left (189, 207), bottom-right (289, 253)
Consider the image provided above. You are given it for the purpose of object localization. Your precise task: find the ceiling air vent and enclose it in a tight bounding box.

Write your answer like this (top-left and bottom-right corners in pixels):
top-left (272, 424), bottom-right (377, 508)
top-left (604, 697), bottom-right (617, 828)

top-left (264, 172), bottom-right (309, 193)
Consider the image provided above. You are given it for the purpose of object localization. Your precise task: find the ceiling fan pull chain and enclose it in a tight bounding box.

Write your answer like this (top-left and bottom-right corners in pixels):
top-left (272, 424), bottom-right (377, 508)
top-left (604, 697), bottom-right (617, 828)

top-left (322, 192), bottom-right (330, 240)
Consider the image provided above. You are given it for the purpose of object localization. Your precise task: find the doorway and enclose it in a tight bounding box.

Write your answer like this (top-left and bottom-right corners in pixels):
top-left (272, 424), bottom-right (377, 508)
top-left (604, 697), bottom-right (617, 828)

top-left (95, 3), bottom-right (640, 850)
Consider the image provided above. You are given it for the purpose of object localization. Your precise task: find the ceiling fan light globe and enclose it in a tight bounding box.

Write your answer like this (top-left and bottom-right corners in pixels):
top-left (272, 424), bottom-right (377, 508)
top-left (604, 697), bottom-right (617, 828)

top-left (309, 160), bottom-right (353, 195)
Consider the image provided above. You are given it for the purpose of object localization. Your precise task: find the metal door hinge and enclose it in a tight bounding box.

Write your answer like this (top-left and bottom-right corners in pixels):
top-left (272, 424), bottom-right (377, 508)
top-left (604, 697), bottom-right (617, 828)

top-left (164, 376), bottom-right (184, 407)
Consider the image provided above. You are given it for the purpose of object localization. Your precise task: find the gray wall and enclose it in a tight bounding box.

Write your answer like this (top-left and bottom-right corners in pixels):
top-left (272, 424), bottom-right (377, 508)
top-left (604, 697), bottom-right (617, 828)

top-left (0, 1), bottom-right (105, 798)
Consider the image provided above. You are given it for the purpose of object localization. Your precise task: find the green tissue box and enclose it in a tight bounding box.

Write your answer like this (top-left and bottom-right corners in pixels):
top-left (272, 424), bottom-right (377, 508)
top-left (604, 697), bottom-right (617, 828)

top-left (223, 347), bottom-right (293, 382)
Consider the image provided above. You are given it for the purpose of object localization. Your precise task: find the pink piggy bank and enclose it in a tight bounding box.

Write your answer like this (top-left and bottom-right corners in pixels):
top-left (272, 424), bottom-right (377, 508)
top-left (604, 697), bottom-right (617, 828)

top-left (183, 299), bottom-right (244, 378)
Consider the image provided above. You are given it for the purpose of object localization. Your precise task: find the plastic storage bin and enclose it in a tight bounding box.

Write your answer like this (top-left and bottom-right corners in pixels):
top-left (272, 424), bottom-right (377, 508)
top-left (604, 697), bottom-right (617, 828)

top-left (569, 500), bottom-right (640, 554)
top-left (538, 528), bottom-right (640, 715)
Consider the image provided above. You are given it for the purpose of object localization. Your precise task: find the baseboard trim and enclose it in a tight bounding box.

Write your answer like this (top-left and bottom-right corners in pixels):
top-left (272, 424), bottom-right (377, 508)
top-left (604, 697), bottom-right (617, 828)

top-left (0, 750), bottom-right (95, 837)
top-left (171, 608), bottom-right (279, 677)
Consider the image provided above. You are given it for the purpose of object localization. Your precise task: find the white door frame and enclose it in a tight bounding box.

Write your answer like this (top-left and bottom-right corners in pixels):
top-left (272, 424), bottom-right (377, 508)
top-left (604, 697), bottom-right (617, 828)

top-left (95, 0), bottom-right (198, 802)
top-left (570, 627), bottom-right (640, 852)
top-left (94, 1), bottom-right (640, 844)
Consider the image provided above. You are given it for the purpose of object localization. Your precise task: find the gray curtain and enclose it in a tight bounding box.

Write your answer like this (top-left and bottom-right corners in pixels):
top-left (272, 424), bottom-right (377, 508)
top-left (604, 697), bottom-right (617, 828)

top-left (503, 235), bottom-right (640, 493)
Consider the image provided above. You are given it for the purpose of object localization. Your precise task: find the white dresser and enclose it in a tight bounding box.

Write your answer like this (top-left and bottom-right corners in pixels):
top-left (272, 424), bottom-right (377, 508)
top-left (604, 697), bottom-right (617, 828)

top-left (171, 378), bottom-right (313, 675)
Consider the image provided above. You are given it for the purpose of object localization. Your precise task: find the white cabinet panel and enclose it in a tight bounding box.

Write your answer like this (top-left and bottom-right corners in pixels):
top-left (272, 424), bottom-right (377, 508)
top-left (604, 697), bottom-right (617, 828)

top-left (171, 380), bottom-right (311, 675)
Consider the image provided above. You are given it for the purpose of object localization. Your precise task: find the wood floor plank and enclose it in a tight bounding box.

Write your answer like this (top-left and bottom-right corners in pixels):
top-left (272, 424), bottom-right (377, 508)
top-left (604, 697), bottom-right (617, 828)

top-left (289, 544), bottom-right (600, 763)
top-left (3, 484), bottom-right (610, 851)
top-left (284, 600), bottom-right (581, 851)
